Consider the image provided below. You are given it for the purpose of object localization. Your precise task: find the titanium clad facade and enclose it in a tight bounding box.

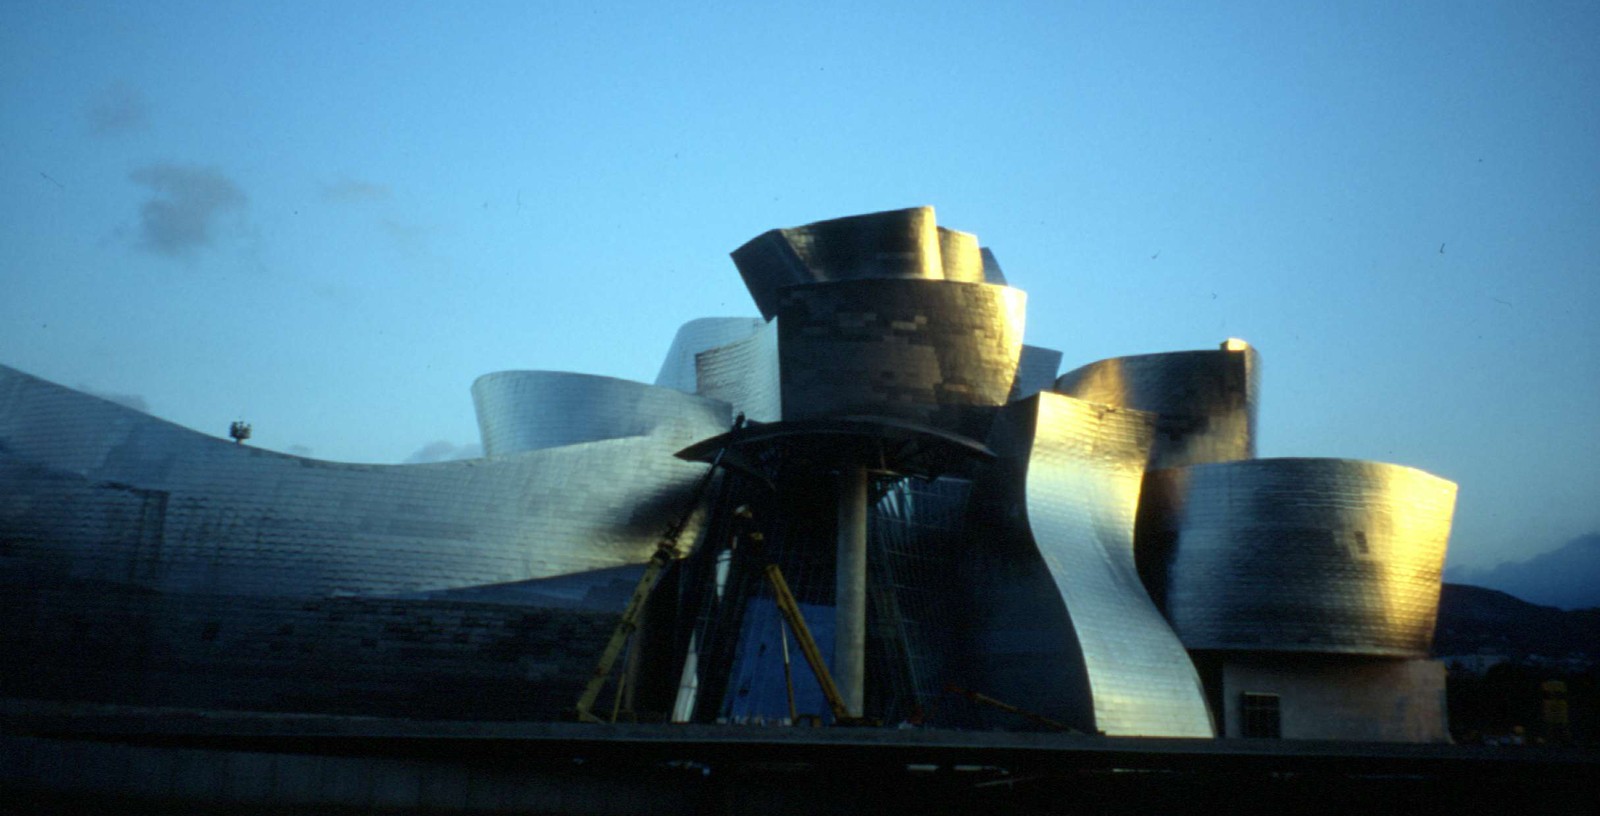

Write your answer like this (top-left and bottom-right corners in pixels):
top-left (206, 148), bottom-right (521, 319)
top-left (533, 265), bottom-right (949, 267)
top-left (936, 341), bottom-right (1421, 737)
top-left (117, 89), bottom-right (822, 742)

top-left (776, 279), bottom-right (1026, 436)
top-left (0, 204), bottom-right (1461, 742)
top-left (1054, 343), bottom-right (1260, 469)
top-left (472, 370), bottom-right (730, 458)
top-left (936, 227), bottom-right (985, 283)
top-left (1138, 458), bottom-right (1456, 657)
top-left (654, 317), bottom-right (767, 393)
top-left (1009, 344), bottom-right (1064, 401)
top-left (730, 207), bottom-right (953, 318)
top-left (979, 247), bottom-right (1006, 285)
top-left (983, 392), bottom-right (1214, 737)
top-left (0, 364), bottom-right (717, 598)
top-left (693, 318), bottom-right (782, 422)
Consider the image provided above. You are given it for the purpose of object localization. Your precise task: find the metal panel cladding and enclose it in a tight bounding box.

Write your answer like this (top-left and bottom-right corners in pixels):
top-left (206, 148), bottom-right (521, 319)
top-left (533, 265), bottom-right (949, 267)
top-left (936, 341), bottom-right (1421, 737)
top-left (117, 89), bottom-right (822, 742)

top-left (0, 364), bottom-right (719, 598)
top-left (988, 392), bottom-right (1215, 737)
top-left (731, 207), bottom-right (947, 319)
top-left (694, 319), bottom-right (782, 422)
top-left (1054, 340), bottom-right (1260, 470)
top-left (472, 371), bottom-right (730, 457)
top-left (979, 247), bottom-right (1007, 285)
top-left (1139, 458), bottom-right (1457, 657)
top-left (776, 279), bottom-right (1026, 436)
top-left (1009, 344), bottom-right (1064, 402)
top-left (653, 317), bottom-right (767, 393)
top-left (936, 227), bottom-right (986, 283)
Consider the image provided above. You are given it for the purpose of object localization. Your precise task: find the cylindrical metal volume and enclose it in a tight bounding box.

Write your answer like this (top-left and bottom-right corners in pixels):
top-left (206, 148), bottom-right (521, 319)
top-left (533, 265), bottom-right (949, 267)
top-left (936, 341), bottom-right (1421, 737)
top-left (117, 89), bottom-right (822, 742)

top-left (1138, 458), bottom-right (1456, 657)
top-left (776, 278), bottom-right (1026, 437)
top-left (1054, 341), bottom-right (1259, 470)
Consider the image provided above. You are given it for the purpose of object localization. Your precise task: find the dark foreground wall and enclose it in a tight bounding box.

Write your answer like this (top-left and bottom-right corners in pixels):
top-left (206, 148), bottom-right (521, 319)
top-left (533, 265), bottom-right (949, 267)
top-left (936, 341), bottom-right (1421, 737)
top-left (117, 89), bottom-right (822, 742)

top-left (0, 574), bottom-right (615, 720)
top-left (5, 708), bottom-right (1596, 816)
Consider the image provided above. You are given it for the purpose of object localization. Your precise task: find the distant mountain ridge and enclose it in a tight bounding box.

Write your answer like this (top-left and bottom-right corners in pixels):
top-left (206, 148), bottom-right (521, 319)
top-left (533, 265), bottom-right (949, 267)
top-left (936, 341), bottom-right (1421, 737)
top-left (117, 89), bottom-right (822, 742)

top-left (1444, 533), bottom-right (1600, 611)
top-left (1434, 583), bottom-right (1600, 663)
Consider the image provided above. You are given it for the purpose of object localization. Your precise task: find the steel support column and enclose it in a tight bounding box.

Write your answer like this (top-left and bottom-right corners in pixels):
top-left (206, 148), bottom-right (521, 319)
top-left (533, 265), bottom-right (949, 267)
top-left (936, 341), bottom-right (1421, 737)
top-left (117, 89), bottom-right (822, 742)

top-left (835, 465), bottom-right (869, 718)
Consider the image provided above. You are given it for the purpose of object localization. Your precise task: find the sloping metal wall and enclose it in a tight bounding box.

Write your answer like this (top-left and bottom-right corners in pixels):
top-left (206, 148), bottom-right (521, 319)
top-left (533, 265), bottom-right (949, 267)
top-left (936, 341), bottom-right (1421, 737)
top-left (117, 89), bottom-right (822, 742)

top-left (0, 364), bottom-right (720, 598)
top-left (985, 392), bottom-right (1215, 737)
top-left (473, 370), bottom-right (729, 457)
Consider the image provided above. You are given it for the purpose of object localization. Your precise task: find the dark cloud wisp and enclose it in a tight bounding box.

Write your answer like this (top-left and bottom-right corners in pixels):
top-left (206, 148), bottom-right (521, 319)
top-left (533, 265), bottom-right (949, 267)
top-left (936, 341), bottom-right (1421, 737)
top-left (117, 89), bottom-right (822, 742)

top-left (405, 441), bottom-right (483, 464)
top-left (321, 178), bottom-right (392, 203)
top-left (128, 164), bottom-right (247, 256)
top-left (87, 82), bottom-right (148, 135)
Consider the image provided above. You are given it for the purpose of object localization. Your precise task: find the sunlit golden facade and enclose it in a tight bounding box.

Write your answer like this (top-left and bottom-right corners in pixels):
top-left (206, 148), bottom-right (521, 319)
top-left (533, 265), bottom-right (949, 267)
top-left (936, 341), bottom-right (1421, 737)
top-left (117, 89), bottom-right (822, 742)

top-left (1138, 459), bottom-right (1456, 657)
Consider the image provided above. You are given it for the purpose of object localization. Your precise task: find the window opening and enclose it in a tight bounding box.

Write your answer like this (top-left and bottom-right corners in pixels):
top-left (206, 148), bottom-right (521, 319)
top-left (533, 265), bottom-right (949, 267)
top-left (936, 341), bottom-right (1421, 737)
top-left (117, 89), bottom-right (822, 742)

top-left (1241, 692), bottom-right (1281, 738)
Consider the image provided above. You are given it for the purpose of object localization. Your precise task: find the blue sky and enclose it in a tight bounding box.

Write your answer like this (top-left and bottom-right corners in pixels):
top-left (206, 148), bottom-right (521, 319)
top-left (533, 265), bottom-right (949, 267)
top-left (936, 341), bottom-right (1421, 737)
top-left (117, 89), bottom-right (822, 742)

top-left (2, 1), bottom-right (1596, 571)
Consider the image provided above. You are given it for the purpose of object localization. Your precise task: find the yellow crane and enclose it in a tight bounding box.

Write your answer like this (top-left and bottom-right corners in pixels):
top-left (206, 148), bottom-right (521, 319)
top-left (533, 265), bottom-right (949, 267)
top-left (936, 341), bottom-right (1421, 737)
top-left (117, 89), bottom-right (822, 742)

top-left (764, 563), bottom-right (877, 727)
top-left (574, 415), bottom-right (743, 724)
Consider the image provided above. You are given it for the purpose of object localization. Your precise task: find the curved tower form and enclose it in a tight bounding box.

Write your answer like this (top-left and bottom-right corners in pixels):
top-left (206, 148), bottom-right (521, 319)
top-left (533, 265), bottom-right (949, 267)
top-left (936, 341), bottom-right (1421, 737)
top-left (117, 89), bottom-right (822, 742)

top-left (472, 370), bottom-right (729, 458)
top-left (1054, 340), bottom-right (1260, 469)
top-left (935, 226), bottom-right (987, 283)
top-left (1136, 457), bottom-right (1456, 742)
top-left (1138, 458), bottom-right (1455, 657)
top-left (970, 392), bottom-right (1215, 737)
top-left (776, 279), bottom-right (1026, 438)
top-left (731, 207), bottom-right (946, 319)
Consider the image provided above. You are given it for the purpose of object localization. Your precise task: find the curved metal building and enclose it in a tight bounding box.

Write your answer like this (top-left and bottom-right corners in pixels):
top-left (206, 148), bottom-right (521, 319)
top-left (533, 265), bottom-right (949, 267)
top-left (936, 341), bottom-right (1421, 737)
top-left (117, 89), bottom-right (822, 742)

top-left (731, 207), bottom-right (945, 319)
top-left (473, 370), bottom-right (729, 458)
top-left (0, 204), bottom-right (1461, 743)
top-left (976, 392), bottom-right (1214, 737)
top-left (693, 318), bottom-right (782, 422)
top-left (1137, 458), bottom-right (1456, 657)
top-left (776, 279), bottom-right (1026, 437)
top-left (0, 363), bottom-right (721, 598)
top-left (1010, 344), bottom-right (1064, 402)
top-left (1054, 341), bottom-right (1260, 469)
top-left (654, 317), bottom-right (767, 394)
top-left (730, 207), bottom-right (992, 319)
top-left (935, 226), bottom-right (986, 284)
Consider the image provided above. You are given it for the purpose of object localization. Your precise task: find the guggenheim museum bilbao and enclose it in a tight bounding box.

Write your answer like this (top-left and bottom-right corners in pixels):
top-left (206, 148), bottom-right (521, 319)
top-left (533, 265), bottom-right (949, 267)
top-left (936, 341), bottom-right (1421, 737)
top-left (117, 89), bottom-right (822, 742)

top-left (0, 207), bottom-right (1456, 742)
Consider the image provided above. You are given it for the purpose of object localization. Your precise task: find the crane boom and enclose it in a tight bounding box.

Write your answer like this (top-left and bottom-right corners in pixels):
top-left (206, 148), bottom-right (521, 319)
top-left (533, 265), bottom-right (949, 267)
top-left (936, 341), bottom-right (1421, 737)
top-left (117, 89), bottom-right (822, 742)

top-left (574, 415), bottom-right (743, 723)
top-left (764, 564), bottom-right (850, 723)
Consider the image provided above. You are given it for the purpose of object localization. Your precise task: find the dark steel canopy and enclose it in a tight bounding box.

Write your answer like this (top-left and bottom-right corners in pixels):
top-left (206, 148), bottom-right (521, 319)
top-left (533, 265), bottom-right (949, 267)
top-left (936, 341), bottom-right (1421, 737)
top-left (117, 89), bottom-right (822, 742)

top-left (674, 415), bottom-right (995, 485)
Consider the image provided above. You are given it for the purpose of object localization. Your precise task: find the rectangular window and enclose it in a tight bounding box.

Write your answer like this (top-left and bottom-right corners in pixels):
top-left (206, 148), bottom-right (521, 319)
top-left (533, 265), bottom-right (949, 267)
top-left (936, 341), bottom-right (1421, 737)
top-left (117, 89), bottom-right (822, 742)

top-left (1241, 692), bottom-right (1281, 738)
